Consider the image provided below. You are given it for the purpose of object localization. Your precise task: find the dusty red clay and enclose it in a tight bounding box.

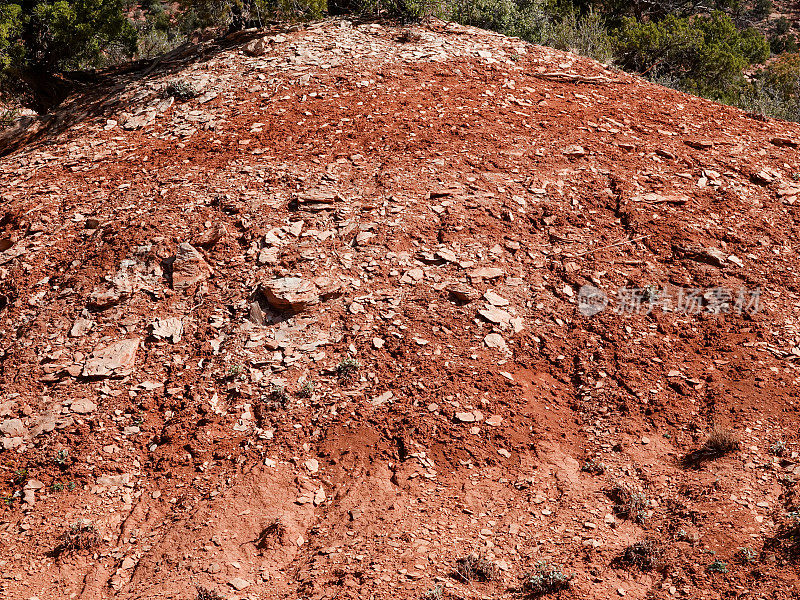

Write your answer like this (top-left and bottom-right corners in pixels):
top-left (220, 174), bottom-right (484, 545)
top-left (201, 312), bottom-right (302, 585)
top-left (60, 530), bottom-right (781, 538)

top-left (1, 17), bottom-right (800, 600)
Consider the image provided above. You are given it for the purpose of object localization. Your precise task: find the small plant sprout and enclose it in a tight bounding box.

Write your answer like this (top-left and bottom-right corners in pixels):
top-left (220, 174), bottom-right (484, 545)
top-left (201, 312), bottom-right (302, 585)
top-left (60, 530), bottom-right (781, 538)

top-left (298, 380), bottom-right (316, 398)
top-left (618, 539), bottom-right (665, 571)
top-left (521, 560), bottom-right (571, 596)
top-left (57, 521), bottom-right (100, 554)
top-left (269, 383), bottom-right (288, 404)
top-left (164, 79), bottom-right (199, 100)
top-left (735, 547), bottom-right (758, 564)
top-left (422, 583), bottom-right (443, 599)
top-left (770, 440), bottom-right (787, 456)
top-left (608, 481), bottom-right (649, 524)
top-left (453, 553), bottom-right (498, 583)
top-left (336, 356), bottom-right (361, 381)
top-left (708, 559), bottom-right (728, 574)
top-left (682, 426), bottom-right (740, 467)
top-left (54, 449), bottom-right (69, 465)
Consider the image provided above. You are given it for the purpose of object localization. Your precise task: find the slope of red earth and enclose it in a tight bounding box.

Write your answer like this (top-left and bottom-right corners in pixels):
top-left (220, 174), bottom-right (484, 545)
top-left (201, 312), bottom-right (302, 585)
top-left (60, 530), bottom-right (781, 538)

top-left (2, 17), bottom-right (800, 600)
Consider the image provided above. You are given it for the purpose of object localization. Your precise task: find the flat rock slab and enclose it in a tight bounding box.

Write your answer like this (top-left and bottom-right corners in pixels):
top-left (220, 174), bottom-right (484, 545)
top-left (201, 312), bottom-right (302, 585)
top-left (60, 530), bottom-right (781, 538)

top-left (261, 276), bottom-right (342, 312)
top-left (150, 317), bottom-right (183, 343)
top-left (82, 338), bottom-right (140, 378)
top-left (70, 398), bottom-right (97, 414)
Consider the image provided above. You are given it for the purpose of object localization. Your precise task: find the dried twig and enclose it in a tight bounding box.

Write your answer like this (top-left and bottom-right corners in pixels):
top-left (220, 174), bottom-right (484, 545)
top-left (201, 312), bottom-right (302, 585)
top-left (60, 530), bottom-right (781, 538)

top-left (576, 234), bottom-right (652, 257)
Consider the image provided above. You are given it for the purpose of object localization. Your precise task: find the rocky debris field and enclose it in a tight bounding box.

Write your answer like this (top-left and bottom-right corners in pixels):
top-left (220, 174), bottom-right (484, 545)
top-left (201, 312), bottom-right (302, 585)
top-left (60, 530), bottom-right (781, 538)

top-left (2, 16), bottom-right (800, 600)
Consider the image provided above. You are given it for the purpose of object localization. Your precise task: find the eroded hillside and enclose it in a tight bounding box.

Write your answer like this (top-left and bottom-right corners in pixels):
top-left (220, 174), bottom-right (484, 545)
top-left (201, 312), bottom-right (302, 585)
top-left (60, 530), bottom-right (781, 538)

top-left (1, 17), bottom-right (800, 600)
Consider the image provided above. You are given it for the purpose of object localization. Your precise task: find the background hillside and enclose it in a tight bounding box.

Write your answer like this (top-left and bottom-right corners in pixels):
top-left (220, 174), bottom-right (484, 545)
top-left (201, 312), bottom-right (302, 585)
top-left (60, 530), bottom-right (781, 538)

top-left (2, 1), bottom-right (800, 119)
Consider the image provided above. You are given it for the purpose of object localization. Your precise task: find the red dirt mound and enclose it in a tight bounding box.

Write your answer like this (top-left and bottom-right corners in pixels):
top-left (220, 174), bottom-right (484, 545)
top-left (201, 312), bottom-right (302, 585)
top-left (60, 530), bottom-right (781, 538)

top-left (1, 17), bottom-right (800, 600)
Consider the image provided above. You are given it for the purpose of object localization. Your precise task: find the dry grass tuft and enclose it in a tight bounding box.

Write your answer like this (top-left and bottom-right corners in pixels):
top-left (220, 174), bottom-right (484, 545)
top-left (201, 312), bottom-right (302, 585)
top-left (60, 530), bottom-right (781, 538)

top-left (682, 426), bottom-right (740, 468)
top-left (453, 553), bottom-right (498, 583)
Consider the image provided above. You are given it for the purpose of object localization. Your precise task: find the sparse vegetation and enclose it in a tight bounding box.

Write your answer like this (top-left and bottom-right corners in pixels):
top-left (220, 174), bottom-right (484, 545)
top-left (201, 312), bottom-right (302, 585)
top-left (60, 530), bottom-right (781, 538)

top-left (735, 546), bottom-right (758, 564)
top-left (708, 559), bottom-right (728, 574)
top-left (268, 383), bottom-right (288, 404)
top-left (297, 380), bottom-right (316, 398)
top-left (54, 449), bottom-right (69, 466)
top-left (682, 426), bottom-right (740, 468)
top-left (336, 356), bottom-right (361, 381)
top-left (770, 440), bottom-right (787, 456)
top-left (196, 586), bottom-right (225, 600)
top-left (608, 481), bottom-right (649, 523)
top-left (766, 512), bottom-right (800, 557)
top-left (617, 539), bottom-right (666, 571)
top-left (256, 518), bottom-right (287, 549)
top-left (164, 78), bottom-right (200, 100)
top-left (56, 521), bottom-right (100, 555)
top-left (521, 560), bottom-right (571, 597)
top-left (422, 583), bottom-right (443, 599)
top-left (453, 553), bottom-right (498, 583)
top-left (581, 458), bottom-right (605, 474)
top-left (0, 104), bottom-right (18, 128)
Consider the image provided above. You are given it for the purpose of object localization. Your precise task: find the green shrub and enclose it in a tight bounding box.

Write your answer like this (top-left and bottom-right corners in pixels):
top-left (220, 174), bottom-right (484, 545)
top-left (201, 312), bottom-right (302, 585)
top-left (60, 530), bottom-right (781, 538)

top-left (614, 10), bottom-right (769, 102)
top-left (179, 0), bottom-right (325, 30)
top-left (546, 8), bottom-right (613, 63)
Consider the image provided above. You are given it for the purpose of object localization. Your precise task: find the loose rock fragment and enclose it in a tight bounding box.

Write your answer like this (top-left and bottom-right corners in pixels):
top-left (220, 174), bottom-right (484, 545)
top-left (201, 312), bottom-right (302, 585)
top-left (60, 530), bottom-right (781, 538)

top-left (192, 222), bottom-right (227, 248)
top-left (171, 243), bottom-right (212, 292)
top-left (82, 338), bottom-right (140, 378)
top-left (448, 282), bottom-right (481, 303)
top-left (69, 317), bottom-right (93, 338)
top-left (150, 317), bottom-right (183, 343)
top-left (69, 398), bottom-right (97, 414)
top-left (261, 276), bottom-right (341, 312)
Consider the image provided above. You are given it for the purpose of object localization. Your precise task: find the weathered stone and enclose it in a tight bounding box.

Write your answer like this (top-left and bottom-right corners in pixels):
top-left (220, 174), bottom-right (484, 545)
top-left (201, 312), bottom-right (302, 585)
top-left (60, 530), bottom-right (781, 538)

top-left (468, 267), bottom-right (504, 281)
top-left (150, 317), bottom-right (183, 343)
top-left (484, 333), bottom-right (509, 352)
top-left (771, 137), bottom-right (799, 148)
top-left (563, 145), bottom-right (586, 157)
top-left (88, 272), bottom-right (133, 310)
top-left (296, 189), bottom-right (341, 211)
top-left (478, 305), bottom-right (512, 326)
top-left (244, 36), bottom-right (270, 56)
top-left (684, 139), bottom-right (713, 150)
top-left (447, 282), bottom-right (480, 303)
top-left (484, 290), bottom-right (509, 306)
top-left (172, 243), bottom-right (212, 292)
top-left (455, 411), bottom-right (476, 423)
top-left (262, 277), bottom-right (317, 312)
top-left (261, 277), bottom-right (342, 312)
top-left (0, 418), bottom-right (25, 437)
top-left (70, 398), bottom-right (97, 414)
top-left (82, 338), bottom-right (140, 378)
top-left (192, 222), bottom-right (227, 248)
top-left (69, 317), bottom-right (94, 338)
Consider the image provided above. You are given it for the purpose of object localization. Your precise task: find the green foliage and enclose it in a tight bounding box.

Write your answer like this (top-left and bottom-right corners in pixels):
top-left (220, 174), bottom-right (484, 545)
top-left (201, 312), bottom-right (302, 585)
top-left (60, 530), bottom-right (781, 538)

top-left (0, 3), bottom-right (22, 72)
top-left (614, 11), bottom-right (769, 101)
top-left (750, 0), bottom-right (772, 21)
top-left (1, 1), bottom-right (137, 72)
top-left (545, 8), bottom-right (612, 62)
top-left (443, 0), bottom-right (550, 38)
top-left (739, 52), bottom-right (800, 121)
top-left (707, 559), bottom-right (729, 573)
top-left (522, 560), bottom-right (571, 596)
top-left (179, 0), bottom-right (325, 31)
